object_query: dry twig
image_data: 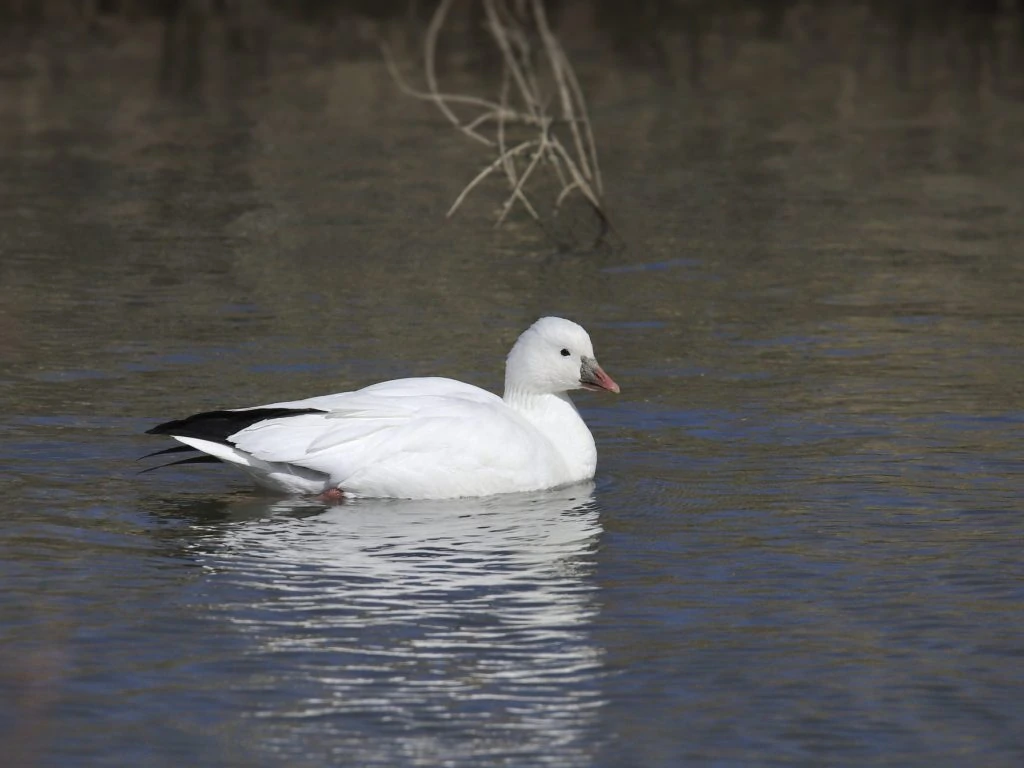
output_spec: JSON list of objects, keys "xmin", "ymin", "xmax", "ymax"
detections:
[{"xmin": 385, "ymin": 0, "xmax": 608, "ymax": 241}]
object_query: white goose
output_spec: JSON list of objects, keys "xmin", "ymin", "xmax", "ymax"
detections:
[{"xmin": 144, "ymin": 317, "xmax": 619, "ymax": 500}]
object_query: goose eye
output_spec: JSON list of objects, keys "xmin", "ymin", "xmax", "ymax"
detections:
[{"xmin": 560, "ymin": 349, "xmax": 571, "ymax": 357}]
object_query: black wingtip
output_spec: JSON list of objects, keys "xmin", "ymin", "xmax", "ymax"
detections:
[
  {"xmin": 138, "ymin": 445, "xmax": 197, "ymax": 461},
  {"xmin": 145, "ymin": 407, "xmax": 326, "ymax": 444},
  {"xmin": 137, "ymin": 455, "xmax": 224, "ymax": 475}
]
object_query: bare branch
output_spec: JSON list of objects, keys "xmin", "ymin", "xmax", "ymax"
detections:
[
  {"xmin": 555, "ymin": 179, "xmax": 581, "ymax": 209},
  {"xmin": 387, "ymin": 0, "xmax": 608, "ymax": 241},
  {"xmin": 382, "ymin": 43, "xmax": 496, "ymax": 146},
  {"xmin": 446, "ymin": 140, "xmax": 539, "ymax": 218},
  {"xmin": 497, "ymin": 141, "xmax": 547, "ymax": 225},
  {"xmin": 556, "ymin": 46, "xmax": 603, "ymax": 193},
  {"xmin": 424, "ymin": 0, "xmax": 462, "ymax": 131},
  {"xmin": 532, "ymin": 0, "xmax": 595, "ymax": 186}
]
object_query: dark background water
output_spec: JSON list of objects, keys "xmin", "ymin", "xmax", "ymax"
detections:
[{"xmin": 1, "ymin": 2, "xmax": 1023, "ymax": 766}]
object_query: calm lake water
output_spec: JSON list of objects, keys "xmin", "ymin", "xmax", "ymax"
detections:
[{"xmin": 1, "ymin": 4, "xmax": 1023, "ymax": 766}]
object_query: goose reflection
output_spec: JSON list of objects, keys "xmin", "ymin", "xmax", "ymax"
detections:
[{"xmin": 176, "ymin": 483, "xmax": 607, "ymax": 765}]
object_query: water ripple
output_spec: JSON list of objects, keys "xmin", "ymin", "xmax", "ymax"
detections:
[{"xmin": 174, "ymin": 486, "xmax": 608, "ymax": 766}]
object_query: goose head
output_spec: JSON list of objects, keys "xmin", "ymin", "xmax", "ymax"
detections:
[{"xmin": 504, "ymin": 317, "xmax": 620, "ymax": 397}]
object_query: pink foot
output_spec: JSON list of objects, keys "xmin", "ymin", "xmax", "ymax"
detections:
[{"xmin": 316, "ymin": 487, "xmax": 346, "ymax": 503}]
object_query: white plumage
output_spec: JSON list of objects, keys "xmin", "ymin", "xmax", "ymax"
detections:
[{"xmin": 145, "ymin": 317, "xmax": 619, "ymax": 499}]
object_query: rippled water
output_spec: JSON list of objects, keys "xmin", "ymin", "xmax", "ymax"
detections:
[{"xmin": 2, "ymin": 4, "xmax": 1023, "ymax": 766}]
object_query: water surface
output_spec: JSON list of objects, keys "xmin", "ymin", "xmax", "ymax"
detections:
[{"xmin": 1, "ymin": 5, "xmax": 1023, "ymax": 766}]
